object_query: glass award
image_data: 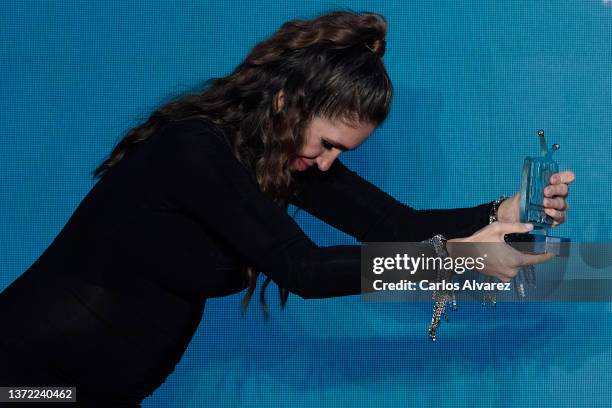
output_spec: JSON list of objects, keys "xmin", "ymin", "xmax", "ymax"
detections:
[
  {"xmin": 520, "ymin": 129, "xmax": 559, "ymax": 228},
  {"xmin": 504, "ymin": 130, "xmax": 570, "ymax": 298}
]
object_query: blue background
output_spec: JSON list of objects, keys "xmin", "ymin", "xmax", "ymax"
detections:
[{"xmin": 1, "ymin": 0, "xmax": 611, "ymax": 406}]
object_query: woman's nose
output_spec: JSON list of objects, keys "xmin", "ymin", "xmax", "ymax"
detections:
[{"xmin": 316, "ymin": 150, "xmax": 341, "ymax": 172}]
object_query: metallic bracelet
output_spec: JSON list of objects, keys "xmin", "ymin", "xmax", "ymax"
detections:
[
  {"xmin": 427, "ymin": 195, "xmax": 506, "ymax": 341},
  {"xmin": 489, "ymin": 195, "xmax": 508, "ymax": 224},
  {"xmin": 424, "ymin": 234, "xmax": 455, "ymax": 342}
]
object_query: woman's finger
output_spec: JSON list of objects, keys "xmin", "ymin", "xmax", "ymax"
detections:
[
  {"xmin": 494, "ymin": 222, "xmax": 534, "ymax": 236},
  {"xmin": 550, "ymin": 170, "xmax": 575, "ymax": 185},
  {"xmin": 545, "ymin": 207, "xmax": 566, "ymax": 223},
  {"xmin": 544, "ymin": 183, "xmax": 568, "ymax": 197},
  {"xmin": 519, "ymin": 251, "xmax": 555, "ymax": 267},
  {"xmin": 543, "ymin": 197, "xmax": 567, "ymax": 211}
]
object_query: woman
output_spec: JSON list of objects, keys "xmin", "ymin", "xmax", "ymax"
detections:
[{"xmin": 0, "ymin": 11, "xmax": 573, "ymax": 406}]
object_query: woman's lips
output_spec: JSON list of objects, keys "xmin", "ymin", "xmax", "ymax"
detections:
[{"xmin": 294, "ymin": 157, "xmax": 314, "ymax": 171}]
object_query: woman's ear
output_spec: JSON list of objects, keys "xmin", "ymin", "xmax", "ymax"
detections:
[{"xmin": 273, "ymin": 90, "xmax": 285, "ymax": 113}]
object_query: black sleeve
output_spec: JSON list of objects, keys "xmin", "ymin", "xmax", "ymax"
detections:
[
  {"xmin": 155, "ymin": 119, "xmax": 361, "ymax": 300},
  {"xmin": 290, "ymin": 159, "xmax": 494, "ymax": 242}
]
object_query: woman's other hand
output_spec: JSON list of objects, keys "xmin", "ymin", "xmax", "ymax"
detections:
[
  {"xmin": 447, "ymin": 222, "xmax": 554, "ymax": 282},
  {"xmin": 496, "ymin": 170, "xmax": 575, "ymax": 227}
]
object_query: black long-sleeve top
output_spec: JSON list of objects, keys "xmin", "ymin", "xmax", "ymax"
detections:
[{"xmin": 0, "ymin": 118, "xmax": 493, "ymax": 405}]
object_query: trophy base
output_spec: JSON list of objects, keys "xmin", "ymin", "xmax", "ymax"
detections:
[{"xmin": 504, "ymin": 232, "xmax": 570, "ymax": 257}]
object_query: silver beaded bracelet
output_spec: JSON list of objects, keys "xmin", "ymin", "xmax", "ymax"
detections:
[
  {"xmin": 423, "ymin": 234, "xmax": 455, "ymax": 342},
  {"xmin": 427, "ymin": 196, "xmax": 508, "ymax": 341},
  {"xmin": 489, "ymin": 195, "xmax": 508, "ymax": 224}
]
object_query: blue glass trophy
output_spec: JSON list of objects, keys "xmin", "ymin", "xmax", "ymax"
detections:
[
  {"xmin": 521, "ymin": 129, "xmax": 560, "ymax": 228},
  {"xmin": 504, "ymin": 130, "xmax": 570, "ymax": 298}
]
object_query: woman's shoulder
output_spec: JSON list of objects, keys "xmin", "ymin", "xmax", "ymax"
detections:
[
  {"xmin": 157, "ymin": 116, "xmax": 232, "ymax": 152},
  {"xmin": 161, "ymin": 116, "xmax": 225, "ymax": 139}
]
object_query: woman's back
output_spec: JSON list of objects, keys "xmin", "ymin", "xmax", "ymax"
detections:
[{"xmin": 0, "ymin": 118, "xmax": 247, "ymax": 404}]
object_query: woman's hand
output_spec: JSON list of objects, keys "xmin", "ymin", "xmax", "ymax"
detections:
[
  {"xmin": 447, "ymin": 222, "xmax": 554, "ymax": 282},
  {"xmin": 496, "ymin": 170, "xmax": 575, "ymax": 227}
]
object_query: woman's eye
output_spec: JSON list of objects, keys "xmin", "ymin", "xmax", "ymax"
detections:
[{"xmin": 321, "ymin": 140, "xmax": 334, "ymax": 150}]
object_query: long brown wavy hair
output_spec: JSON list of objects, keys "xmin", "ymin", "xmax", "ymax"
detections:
[{"xmin": 92, "ymin": 10, "xmax": 393, "ymax": 318}]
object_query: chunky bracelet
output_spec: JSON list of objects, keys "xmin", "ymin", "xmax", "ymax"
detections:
[
  {"xmin": 489, "ymin": 195, "xmax": 508, "ymax": 224},
  {"xmin": 424, "ymin": 234, "xmax": 454, "ymax": 342},
  {"xmin": 428, "ymin": 233, "xmax": 449, "ymax": 258}
]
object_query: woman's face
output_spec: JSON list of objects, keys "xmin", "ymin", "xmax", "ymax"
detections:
[{"xmin": 291, "ymin": 117, "xmax": 376, "ymax": 172}]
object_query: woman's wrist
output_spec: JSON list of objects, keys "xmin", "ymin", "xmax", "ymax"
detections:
[
  {"xmin": 446, "ymin": 238, "xmax": 458, "ymax": 258},
  {"xmin": 446, "ymin": 237, "xmax": 469, "ymax": 259},
  {"xmin": 489, "ymin": 195, "xmax": 509, "ymax": 224},
  {"xmin": 493, "ymin": 193, "xmax": 520, "ymax": 223}
]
